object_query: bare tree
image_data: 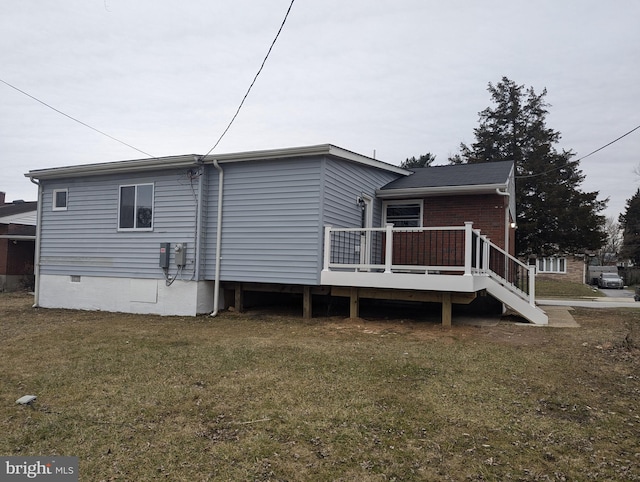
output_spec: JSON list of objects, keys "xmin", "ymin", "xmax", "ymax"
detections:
[{"xmin": 597, "ymin": 216, "xmax": 622, "ymax": 265}]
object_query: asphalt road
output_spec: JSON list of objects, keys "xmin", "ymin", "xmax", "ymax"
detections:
[{"xmin": 538, "ymin": 287, "xmax": 640, "ymax": 309}]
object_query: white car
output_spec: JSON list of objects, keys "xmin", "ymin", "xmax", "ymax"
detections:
[{"xmin": 597, "ymin": 272, "xmax": 624, "ymax": 289}]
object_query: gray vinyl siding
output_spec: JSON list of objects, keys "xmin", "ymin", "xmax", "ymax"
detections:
[
  {"xmin": 321, "ymin": 158, "xmax": 403, "ymax": 270},
  {"xmin": 39, "ymin": 169, "xmax": 198, "ymax": 279},
  {"xmin": 37, "ymin": 155, "xmax": 403, "ymax": 285},
  {"xmin": 322, "ymin": 157, "xmax": 402, "ymax": 229},
  {"xmin": 202, "ymin": 157, "xmax": 323, "ymax": 284}
]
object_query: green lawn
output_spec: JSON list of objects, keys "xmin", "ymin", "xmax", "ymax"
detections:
[
  {"xmin": 1, "ymin": 293, "xmax": 639, "ymax": 480},
  {"xmin": 535, "ymin": 279, "xmax": 606, "ymax": 299}
]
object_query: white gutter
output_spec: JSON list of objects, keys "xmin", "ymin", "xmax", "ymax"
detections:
[
  {"xmin": 26, "ymin": 145, "xmax": 410, "ymax": 182},
  {"xmin": 0, "ymin": 235, "xmax": 36, "ymax": 240},
  {"xmin": 25, "ymin": 155, "xmax": 200, "ymax": 180},
  {"xmin": 376, "ymin": 183, "xmax": 507, "ymax": 199},
  {"xmin": 210, "ymin": 159, "xmax": 224, "ymax": 317},
  {"xmin": 29, "ymin": 178, "xmax": 43, "ymax": 307},
  {"xmin": 200, "ymin": 144, "xmax": 410, "ymax": 175}
]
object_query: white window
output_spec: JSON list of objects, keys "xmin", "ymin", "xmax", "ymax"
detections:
[
  {"xmin": 118, "ymin": 183, "xmax": 154, "ymax": 231},
  {"xmin": 537, "ymin": 257, "xmax": 566, "ymax": 274},
  {"xmin": 383, "ymin": 200, "xmax": 423, "ymax": 227},
  {"xmin": 52, "ymin": 189, "xmax": 68, "ymax": 211}
]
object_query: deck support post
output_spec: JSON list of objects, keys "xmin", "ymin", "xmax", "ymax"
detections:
[
  {"xmin": 234, "ymin": 283, "xmax": 244, "ymax": 313},
  {"xmin": 303, "ymin": 286, "xmax": 312, "ymax": 319},
  {"xmin": 350, "ymin": 287, "xmax": 359, "ymax": 318},
  {"xmin": 441, "ymin": 292, "xmax": 452, "ymax": 328}
]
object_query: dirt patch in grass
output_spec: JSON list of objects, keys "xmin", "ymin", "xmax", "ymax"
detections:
[{"xmin": 1, "ymin": 292, "xmax": 639, "ymax": 480}]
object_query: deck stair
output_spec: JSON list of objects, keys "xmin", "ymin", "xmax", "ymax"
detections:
[{"xmin": 321, "ymin": 223, "xmax": 548, "ymax": 325}]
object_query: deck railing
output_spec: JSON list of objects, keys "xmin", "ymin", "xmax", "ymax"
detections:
[{"xmin": 323, "ymin": 222, "xmax": 536, "ymax": 305}]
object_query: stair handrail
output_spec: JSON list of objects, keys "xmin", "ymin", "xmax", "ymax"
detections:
[{"xmin": 480, "ymin": 236, "xmax": 537, "ymax": 306}]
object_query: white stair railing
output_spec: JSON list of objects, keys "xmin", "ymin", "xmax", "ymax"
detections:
[{"xmin": 323, "ymin": 223, "xmax": 537, "ymax": 307}]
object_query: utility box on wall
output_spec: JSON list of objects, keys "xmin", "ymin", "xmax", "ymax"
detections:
[
  {"xmin": 159, "ymin": 243, "xmax": 170, "ymax": 268},
  {"xmin": 175, "ymin": 243, "xmax": 186, "ymax": 267}
]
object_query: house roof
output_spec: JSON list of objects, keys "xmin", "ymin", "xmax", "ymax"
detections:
[
  {"xmin": 0, "ymin": 201, "xmax": 37, "ymax": 226},
  {"xmin": 377, "ymin": 161, "xmax": 514, "ymax": 198},
  {"xmin": 25, "ymin": 144, "xmax": 410, "ymax": 180}
]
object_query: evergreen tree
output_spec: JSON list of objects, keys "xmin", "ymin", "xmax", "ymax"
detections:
[
  {"xmin": 619, "ymin": 189, "xmax": 640, "ymax": 264},
  {"xmin": 400, "ymin": 152, "xmax": 436, "ymax": 169},
  {"xmin": 449, "ymin": 77, "xmax": 606, "ymax": 255}
]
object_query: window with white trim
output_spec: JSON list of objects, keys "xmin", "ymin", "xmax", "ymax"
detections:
[
  {"xmin": 118, "ymin": 183, "xmax": 154, "ymax": 230},
  {"xmin": 52, "ymin": 189, "xmax": 68, "ymax": 211},
  {"xmin": 383, "ymin": 200, "xmax": 423, "ymax": 227},
  {"xmin": 536, "ymin": 256, "xmax": 566, "ymax": 274}
]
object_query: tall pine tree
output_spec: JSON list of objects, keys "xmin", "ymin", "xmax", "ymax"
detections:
[
  {"xmin": 619, "ymin": 189, "xmax": 640, "ymax": 264},
  {"xmin": 400, "ymin": 153, "xmax": 436, "ymax": 169},
  {"xmin": 450, "ymin": 77, "xmax": 606, "ymax": 256}
]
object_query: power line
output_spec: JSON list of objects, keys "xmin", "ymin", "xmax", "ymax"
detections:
[
  {"xmin": 1, "ymin": 0, "xmax": 296, "ymax": 162},
  {"xmin": 516, "ymin": 124, "xmax": 640, "ymax": 179},
  {"xmin": 0, "ymin": 77, "xmax": 155, "ymax": 158},
  {"xmin": 201, "ymin": 0, "xmax": 296, "ymax": 159}
]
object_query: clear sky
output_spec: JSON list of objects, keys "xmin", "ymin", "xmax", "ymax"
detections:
[{"xmin": 1, "ymin": 0, "xmax": 638, "ymax": 220}]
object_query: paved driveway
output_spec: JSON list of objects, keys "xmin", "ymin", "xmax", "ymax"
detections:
[{"xmin": 599, "ymin": 287, "xmax": 635, "ymax": 299}]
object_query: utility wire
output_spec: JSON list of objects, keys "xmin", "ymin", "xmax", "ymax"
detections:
[
  {"xmin": 516, "ymin": 124, "xmax": 640, "ymax": 179},
  {"xmin": 201, "ymin": 0, "xmax": 295, "ymax": 159},
  {"xmin": 0, "ymin": 77, "xmax": 155, "ymax": 158}
]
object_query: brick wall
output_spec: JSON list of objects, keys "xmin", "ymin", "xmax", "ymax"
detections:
[
  {"xmin": 0, "ymin": 224, "xmax": 7, "ymax": 274},
  {"xmin": 422, "ymin": 194, "xmax": 510, "ymax": 251},
  {"xmin": 389, "ymin": 193, "xmax": 512, "ymax": 268},
  {"xmin": 0, "ymin": 223, "xmax": 35, "ymax": 276},
  {"xmin": 536, "ymin": 256, "xmax": 585, "ymax": 284}
]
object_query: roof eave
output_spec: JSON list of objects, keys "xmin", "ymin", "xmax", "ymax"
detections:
[
  {"xmin": 202, "ymin": 144, "xmax": 410, "ymax": 175},
  {"xmin": 25, "ymin": 155, "xmax": 200, "ymax": 180},
  {"xmin": 25, "ymin": 145, "xmax": 411, "ymax": 180},
  {"xmin": 376, "ymin": 183, "xmax": 508, "ymax": 199}
]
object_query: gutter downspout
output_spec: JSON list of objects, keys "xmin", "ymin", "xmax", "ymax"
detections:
[
  {"xmin": 29, "ymin": 178, "xmax": 43, "ymax": 307},
  {"xmin": 496, "ymin": 188, "xmax": 510, "ymax": 252},
  {"xmin": 210, "ymin": 159, "xmax": 224, "ymax": 317},
  {"xmin": 495, "ymin": 187, "xmax": 513, "ymax": 314}
]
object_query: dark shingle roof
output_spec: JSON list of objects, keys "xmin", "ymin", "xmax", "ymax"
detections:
[
  {"xmin": 381, "ymin": 161, "xmax": 514, "ymax": 190},
  {"xmin": 0, "ymin": 201, "xmax": 37, "ymax": 217}
]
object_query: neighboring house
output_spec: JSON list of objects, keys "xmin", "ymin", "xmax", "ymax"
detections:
[
  {"xmin": 25, "ymin": 144, "xmax": 547, "ymax": 324},
  {"xmin": 0, "ymin": 192, "xmax": 37, "ymax": 291},
  {"xmin": 530, "ymin": 254, "xmax": 587, "ymax": 284}
]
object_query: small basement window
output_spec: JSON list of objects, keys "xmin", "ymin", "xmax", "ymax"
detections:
[
  {"xmin": 118, "ymin": 183, "xmax": 154, "ymax": 231},
  {"xmin": 383, "ymin": 201, "xmax": 422, "ymax": 227},
  {"xmin": 52, "ymin": 189, "xmax": 68, "ymax": 211}
]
